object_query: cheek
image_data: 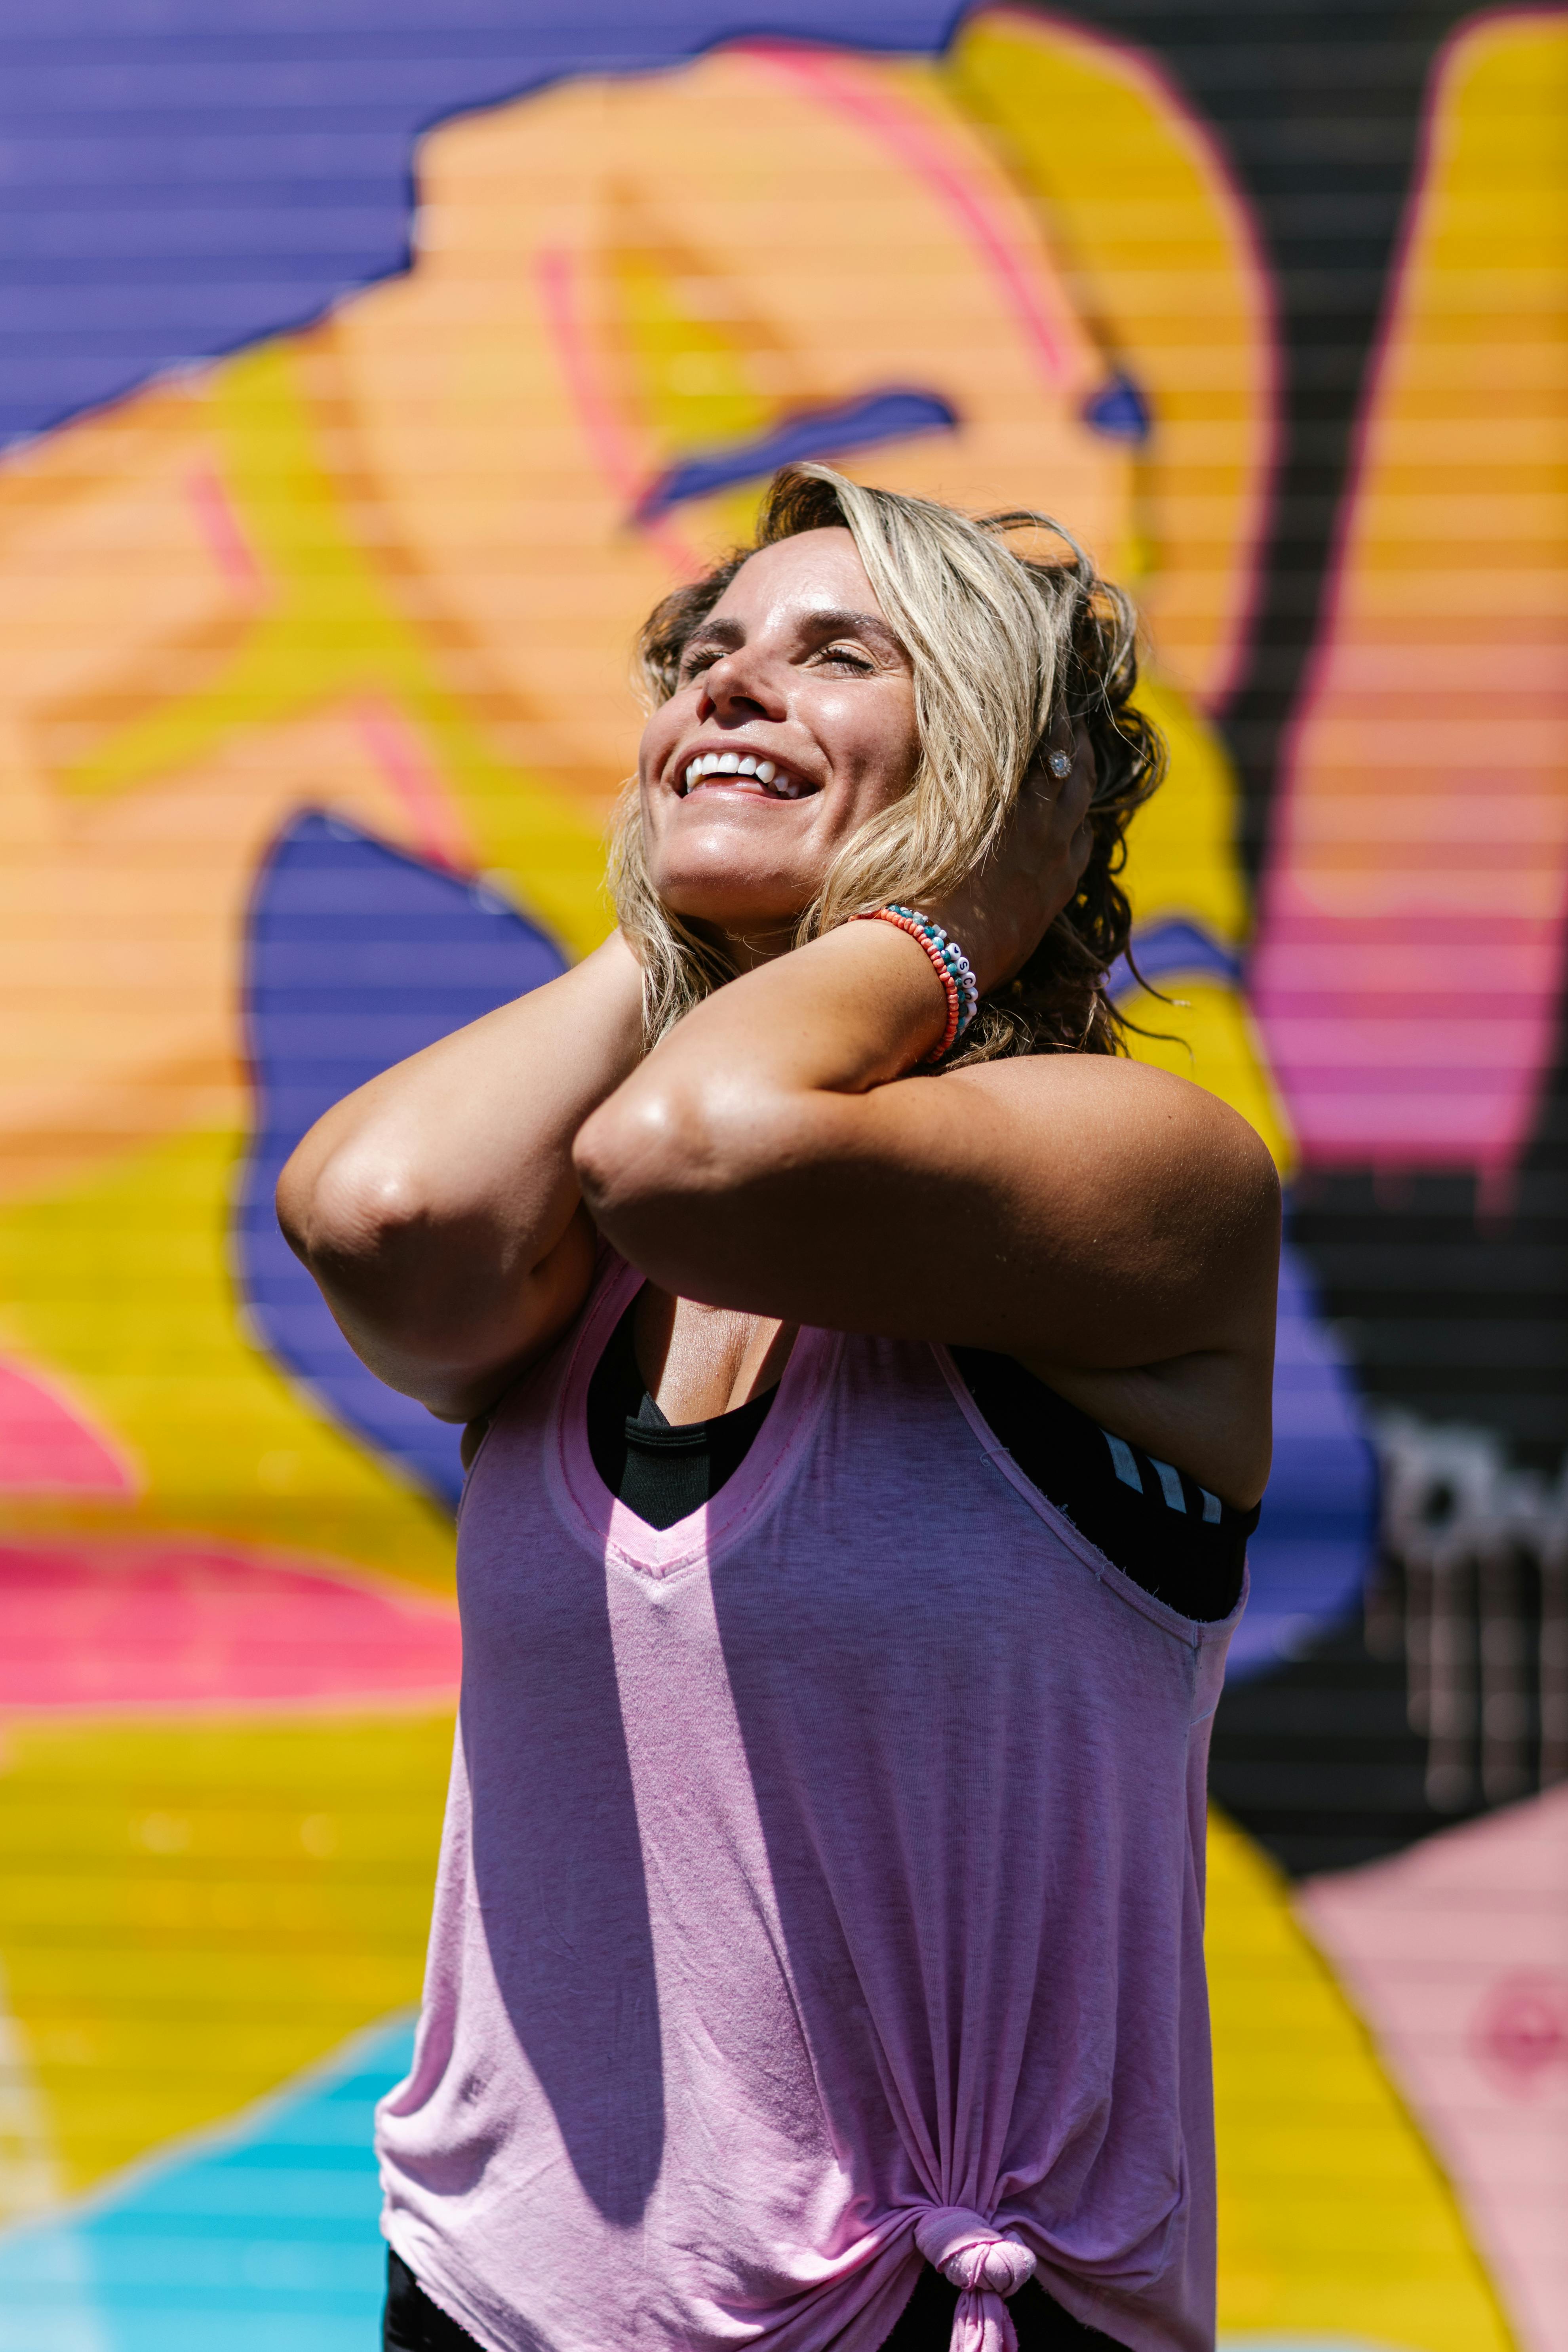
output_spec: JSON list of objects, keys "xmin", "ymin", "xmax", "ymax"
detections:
[
  {"xmin": 830, "ymin": 700, "xmax": 920, "ymax": 814},
  {"xmin": 637, "ymin": 701, "xmax": 682, "ymax": 786}
]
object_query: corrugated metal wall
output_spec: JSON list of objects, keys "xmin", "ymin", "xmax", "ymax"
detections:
[{"xmin": 0, "ymin": 6, "xmax": 1562, "ymax": 2347}]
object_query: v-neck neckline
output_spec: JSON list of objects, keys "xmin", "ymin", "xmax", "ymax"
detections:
[{"xmin": 548, "ymin": 1256, "xmax": 841, "ymax": 1581}]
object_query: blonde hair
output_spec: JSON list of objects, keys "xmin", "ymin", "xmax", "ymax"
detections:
[{"xmin": 610, "ymin": 463, "xmax": 1164, "ymax": 1063}]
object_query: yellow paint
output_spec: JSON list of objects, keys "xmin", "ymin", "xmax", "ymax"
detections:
[
  {"xmin": 1266, "ymin": 10, "xmax": 1568, "ymax": 931},
  {"xmin": 1121, "ymin": 979, "xmax": 1293, "ymax": 1175},
  {"xmin": 1123, "ymin": 675, "xmax": 1253, "ymax": 948},
  {"xmin": 60, "ymin": 342, "xmax": 613, "ymax": 963},
  {"xmin": 1207, "ymin": 1810, "xmax": 1516, "ymax": 2350},
  {"xmin": 948, "ymin": 9, "xmax": 1274, "ymax": 706},
  {"xmin": 0, "ymin": 1709, "xmax": 452, "ymax": 2197},
  {"xmin": 609, "ymin": 234, "xmax": 772, "ymax": 442},
  {"xmin": 606, "ymin": 236, "xmax": 781, "ymax": 558},
  {"xmin": 1114, "ymin": 676, "xmax": 1292, "ymax": 1170},
  {"xmin": 0, "ymin": 1124, "xmax": 455, "ymax": 1592},
  {"xmin": 0, "ymin": 395, "xmax": 263, "ymax": 786}
]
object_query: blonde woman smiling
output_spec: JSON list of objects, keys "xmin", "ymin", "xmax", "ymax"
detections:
[{"xmin": 280, "ymin": 468, "xmax": 1279, "ymax": 2352}]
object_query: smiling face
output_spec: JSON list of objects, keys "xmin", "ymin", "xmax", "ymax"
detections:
[{"xmin": 636, "ymin": 529, "xmax": 921, "ymax": 949}]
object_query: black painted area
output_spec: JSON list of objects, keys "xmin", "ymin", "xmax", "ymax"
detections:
[
  {"xmin": 1208, "ymin": 1596, "xmax": 1547, "ymax": 1880},
  {"xmin": 1068, "ymin": 0, "xmax": 1476, "ymax": 870},
  {"xmin": 1209, "ymin": 1615, "xmax": 1461, "ymax": 1878},
  {"xmin": 1288, "ymin": 1000, "xmax": 1568, "ymax": 1470}
]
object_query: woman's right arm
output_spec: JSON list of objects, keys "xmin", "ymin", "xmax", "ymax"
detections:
[{"xmin": 276, "ymin": 931, "xmax": 646, "ymax": 1421}]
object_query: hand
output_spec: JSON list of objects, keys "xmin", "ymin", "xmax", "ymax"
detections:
[{"xmin": 921, "ymin": 725, "xmax": 1095, "ymax": 996}]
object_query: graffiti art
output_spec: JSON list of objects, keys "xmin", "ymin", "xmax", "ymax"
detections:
[{"xmin": 0, "ymin": 5, "xmax": 1562, "ymax": 2348}]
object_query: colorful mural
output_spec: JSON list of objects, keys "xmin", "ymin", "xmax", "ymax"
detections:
[{"xmin": 0, "ymin": 4, "xmax": 1562, "ymax": 2348}]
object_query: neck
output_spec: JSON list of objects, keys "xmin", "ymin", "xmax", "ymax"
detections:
[{"xmin": 703, "ymin": 918, "xmax": 801, "ymax": 974}]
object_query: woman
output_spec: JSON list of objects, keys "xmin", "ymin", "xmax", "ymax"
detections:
[{"xmin": 279, "ymin": 466, "xmax": 1279, "ymax": 2352}]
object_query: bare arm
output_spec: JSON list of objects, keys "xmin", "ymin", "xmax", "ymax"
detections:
[
  {"xmin": 574, "ymin": 919, "xmax": 1281, "ymax": 1503},
  {"xmin": 276, "ymin": 931, "xmax": 645, "ymax": 1420}
]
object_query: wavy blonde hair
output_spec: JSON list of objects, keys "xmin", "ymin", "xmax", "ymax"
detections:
[{"xmin": 610, "ymin": 464, "xmax": 1164, "ymax": 1064}]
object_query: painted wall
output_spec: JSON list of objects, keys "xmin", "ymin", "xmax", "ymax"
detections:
[{"xmin": 0, "ymin": 6, "xmax": 1562, "ymax": 2348}]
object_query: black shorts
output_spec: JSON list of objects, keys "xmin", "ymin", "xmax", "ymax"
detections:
[{"xmin": 383, "ymin": 2247, "xmax": 1123, "ymax": 2349}]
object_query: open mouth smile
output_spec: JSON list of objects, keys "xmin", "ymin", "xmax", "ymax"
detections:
[{"xmin": 679, "ymin": 750, "xmax": 813, "ymax": 801}]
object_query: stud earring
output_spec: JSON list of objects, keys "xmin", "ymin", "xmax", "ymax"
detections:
[{"xmin": 1047, "ymin": 748, "xmax": 1072, "ymax": 779}]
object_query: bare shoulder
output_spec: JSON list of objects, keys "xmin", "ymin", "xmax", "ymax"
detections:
[
  {"xmin": 940, "ymin": 1056, "xmax": 1280, "ymax": 1503},
  {"xmin": 948, "ymin": 1050, "xmax": 1281, "ymax": 1221}
]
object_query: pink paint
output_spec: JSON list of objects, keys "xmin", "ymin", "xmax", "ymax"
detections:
[
  {"xmin": 355, "ymin": 695, "xmax": 473, "ymax": 873},
  {"xmin": 0, "ymin": 1357, "xmax": 138, "ymax": 1496},
  {"xmin": 1252, "ymin": 12, "xmax": 1568, "ymax": 1184},
  {"xmin": 1251, "ymin": 904, "xmax": 1568, "ymax": 1186},
  {"xmin": 534, "ymin": 247, "xmax": 703, "ymax": 579},
  {"xmin": 1474, "ymin": 1971, "xmax": 1568, "ymax": 2095},
  {"xmin": 184, "ymin": 461, "xmax": 265, "ymax": 592},
  {"xmin": 749, "ymin": 42, "xmax": 1073, "ymax": 392},
  {"xmin": 1253, "ymin": 769, "xmax": 1568, "ymax": 1191},
  {"xmin": 1302, "ymin": 1784, "xmax": 1568, "ymax": 2352},
  {"xmin": 0, "ymin": 1536, "xmax": 461, "ymax": 1713}
]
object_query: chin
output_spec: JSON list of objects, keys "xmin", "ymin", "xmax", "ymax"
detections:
[
  {"xmin": 657, "ymin": 884, "xmax": 807, "ymax": 935},
  {"xmin": 649, "ymin": 856, "xmax": 818, "ymax": 937}
]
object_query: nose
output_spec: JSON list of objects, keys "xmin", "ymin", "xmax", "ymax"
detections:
[{"xmin": 697, "ymin": 645, "xmax": 786, "ymax": 726}]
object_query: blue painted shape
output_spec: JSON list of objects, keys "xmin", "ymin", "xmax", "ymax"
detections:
[
  {"xmin": 1108, "ymin": 917, "xmax": 1242, "ymax": 997},
  {"xmin": 0, "ymin": 2011, "xmax": 1415, "ymax": 2352},
  {"xmin": 0, "ymin": 2, "xmax": 964, "ymax": 450},
  {"xmin": 0, "ymin": 2018, "xmax": 415, "ymax": 2352},
  {"xmin": 634, "ymin": 388, "xmax": 960, "ymax": 521},
  {"xmin": 1231, "ymin": 1238, "xmax": 1378, "ymax": 1675},
  {"xmin": 236, "ymin": 810, "xmax": 568, "ymax": 1509},
  {"xmin": 1081, "ymin": 370, "xmax": 1153, "ymax": 443}
]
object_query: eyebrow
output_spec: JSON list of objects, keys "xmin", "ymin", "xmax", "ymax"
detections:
[
  {"xmin": 803, "ymin": 607, "xmax": 907, "ymax": 659},
  {"xmin": 681, "ymin": 607, "xmax": 907, "ymax": 661}
]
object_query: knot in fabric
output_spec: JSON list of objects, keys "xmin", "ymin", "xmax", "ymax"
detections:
[{"xmin": 914, "ymin": 2209, "xmax": 1036, "ymax": 2352}]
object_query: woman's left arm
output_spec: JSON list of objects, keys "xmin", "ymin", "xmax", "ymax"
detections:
[{"xmin": 573, "ymin": 915, "xmax": 1281, "ymax": 1500}]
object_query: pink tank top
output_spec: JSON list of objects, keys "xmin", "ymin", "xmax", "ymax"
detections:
[{"xmin": 377, "ymin": 1254, "xmax": 1244, "ymax": 2352}]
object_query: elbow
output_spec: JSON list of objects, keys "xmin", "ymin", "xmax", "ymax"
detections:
[
  {"xmin": 574, "ymin": 1074, "xmax": 760, "ymax": 1270},
  {"xmin": 276, "ymin": 1136, "xmax": 427, "ymax": 1283}
]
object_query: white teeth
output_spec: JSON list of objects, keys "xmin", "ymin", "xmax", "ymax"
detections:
[{"xmin": 683, "ymin": 751, "xmax": 802, "ymax": 796}]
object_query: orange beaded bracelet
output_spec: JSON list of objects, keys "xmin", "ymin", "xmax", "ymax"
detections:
[{"xmin": 853, "ymin": 904, "xmax": 979, "ymax": 1062}]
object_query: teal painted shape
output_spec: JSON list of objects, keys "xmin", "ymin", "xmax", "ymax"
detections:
[
  {"xmin": 0, "ymin": 2017, "xmax": 414, "ymax": 2352},
  {"xmin": 0, "ymin": 2071, "xmax": 1424, "ymax": 2352}
]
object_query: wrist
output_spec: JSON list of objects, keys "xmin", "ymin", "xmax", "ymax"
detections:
[
  {"xmin": 817, "ymin": 915, "xmax": 953, "ymax": 1077},
  {"xmin": 853, "ymin": 906, "xmax": 979, "ymax": 1062}
]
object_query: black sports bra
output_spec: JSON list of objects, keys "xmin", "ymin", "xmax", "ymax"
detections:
[{"xmin": 586, "ymin": 1300, "xmax": 1254, "ymax": 1621}]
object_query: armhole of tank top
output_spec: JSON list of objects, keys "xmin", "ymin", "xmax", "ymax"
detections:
[
  {"xmin": 928, "ymin": 1341, "xmax": 1232, "ymax": 1650},
  {"xmin": 457, "ymin": 1245, "xmax": 629, "ymax": 1525}
]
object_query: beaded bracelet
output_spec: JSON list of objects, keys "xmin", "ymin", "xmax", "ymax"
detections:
[{"xmin": 853, "ymin": 903, "xmax": 980, "ymax": 1061}]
